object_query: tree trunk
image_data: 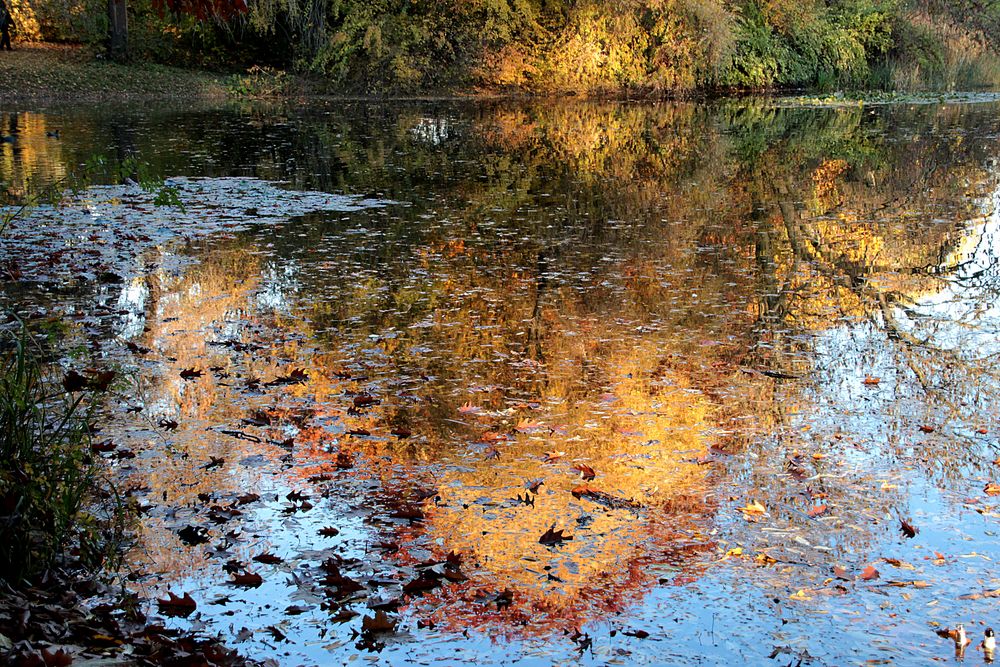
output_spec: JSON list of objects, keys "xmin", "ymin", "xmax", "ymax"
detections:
[{"xmin": 108, "ymin": 0, "xmax": 127, "ymax": 62}]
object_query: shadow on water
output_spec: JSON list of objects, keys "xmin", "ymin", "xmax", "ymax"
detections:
[{"xmin": 4, "ymin": 98, "xmax": 1000, "ymax": 664}]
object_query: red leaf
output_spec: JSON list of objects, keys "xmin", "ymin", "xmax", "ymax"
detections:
[
  {"xmin": 806, "ymin": 504, "xmax": 828, "ymax": 518},
  {"xmin": 860, "ymin": 565, "xmax": 880, "ymax": 581}
]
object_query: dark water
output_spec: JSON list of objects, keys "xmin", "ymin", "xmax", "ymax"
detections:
[{"xmin": 4, "ymin": 98, "xmax": 1000, "ymax": 665}]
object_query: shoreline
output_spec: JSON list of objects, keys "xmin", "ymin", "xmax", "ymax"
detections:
[{"xmin": 4, "ymin": 43, "xmax": 1000, "ymax": 108}]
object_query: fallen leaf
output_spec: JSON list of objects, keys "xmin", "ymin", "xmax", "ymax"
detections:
[
  {"xmin": 361, "ymin": 610, "xmax": 396, "ymax": 634},
  {"xmin": 156, "ymin": 591, "xmax": 197, "ymax": 617},
  {"xmin": 986, "ymin": 482, "xmax": 1000, "ymax": 496},
  {"xmin": 738, "ymin": 501, "xmax": 767, "ymax": 520},
  {"xmin": 807, "ymin": 504, "xmax": 828, "ymax": 518},
  {"xmin": 63, "ymin": 370, "xmax": 89, "ymax": 392},
  {"xmin": 959, "ymin": 588, "xmax": 1000, "ymax": 600},
  {"xmin": 180, "ymin": 368, "xmax": 203, "ymax": 380},
  {"xmin": 353, "ymin": 394, "xmax": 378, "ymax": 408},
  {"xmin": 918, "ymin": 425, "xmax": 935, "ymax": 433},
  {"xmin": 230, "ymin": 572, "xmax": 263, "ymax": 588},
  {"xmin": 899, "ymin": 517, "xmax": 918, "ymax": 538},
  {"xmin": 176, "ymin": 525, "xmax": 209, "ymax": 546},
  {"xmin": 516, "ymin": 418, "xmax": 545, "ymax": 433},
  {"xmin": 458, "ymin": 401, "xmax": 483, "ymax": 415},
  {"xmin": 860, "ymin": 565, "xmax": 880, "ymax": 581},
  {"xmin": 539, "ymin": 525, "xmax": 573, "ymax": 546},
  {"xmin": 573, "ymin": 463, "xmax": 596, "ymax": 481},
  {"xmin": 862, "ymin": 376, "xmax": 881, "ymax": 386},
  {"xmin": 253, "ymin": 552, "xmax": 283, "ymax": 565}
]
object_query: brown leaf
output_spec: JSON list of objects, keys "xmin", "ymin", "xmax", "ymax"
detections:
[
  {"xmin": 39, "ymin": 648, "xmax": 73, "ymax": 667},
  {"xmin": 526, "ymin": 479, "xmax": 544, "ymax": 494},
  {"xmin": 237, "ymin": 492, "xmax": 260, "ymax": 505},
  {"xmin": 62, "ymin": 370, "xmax": 89, "ymax": 392},
  {"xmin": 958, "ymin": 588, "xmax": 1000, "ymax": 600},
  {"xmin": 986, "ymin": 482, "xmax": 1000, "ymax": 496},
  {"xmin": 918, "ymin": 424, "xmax": 935, "ymax": 433},
  {"xmin": 158, "ymin": 418, "xmax": 179, "ymax": 431},
  {"xmin": 860, "ymin": 565, "xmax": 880, "ymax": 581},
  {"xmin": 180, "ymin": 368, "xmax": 203, "ymax": 380},
  {"xmin": 862, "ymin": 376, "xmax": 881, "ymax": 386},
  {"xmin": 318, "ymin": 526, "xmax": 340, "ymax": 537},
  {"xmin": 361, "ymin": 610, "xmax": 396, "ymax": 634},
  {"xmin": 201, "ymin": 456, "xmax": 225, "ymax": 470},
  {"xmin": 253, "ymin": 552, "xmax": 283, "ymax": 565},
  {"xmin": 458, "ymin": 401, "xmax": 483, "ymax": 415},
  {"xmin": 899, "ymin": 517, "xmax": 918, "ymax": 538},
  {"xmin": 156, "ymin": 591, "xmax": 197, "ymax": 617},
  {"xmin": 353, "ymin": 394, "xmax": 378, "ymax": 407},
  {"xmin": 539, "ymin": 525, "xmax": 573, "ymax": 546},
  {"xmin": 88, "ymin": 370, "xmax": 116, "ymax": 391},
  {"xmin": 573, "ymin": 463, "xmax": 596, "ymax": 481},
  {"xmin": 403, "ymin": 576, "xmax": 441, "ymax": 595},
  {"xmin": 230, "ymin": 572, "xmax": 263, "ymax": 588}
]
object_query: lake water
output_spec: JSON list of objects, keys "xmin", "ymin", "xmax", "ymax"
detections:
[{"xmin": 4, "ymin": 98, "xmax": 1000, "ymax": 665}]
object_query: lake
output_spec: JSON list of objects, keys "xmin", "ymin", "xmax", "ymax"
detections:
[{"xmin": 3, "ymin": 97, "xmax": 1000, "ymax": 665}]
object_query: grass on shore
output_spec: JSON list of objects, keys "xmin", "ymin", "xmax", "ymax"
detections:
[{"xmin": 0, "ymin": 43, "xmax": 231, "ymax": 102}]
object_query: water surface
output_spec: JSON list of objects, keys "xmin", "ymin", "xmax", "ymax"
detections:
[{"xmin": 3, "ymin": 99, "xmax": 1000, "ymax": 665}]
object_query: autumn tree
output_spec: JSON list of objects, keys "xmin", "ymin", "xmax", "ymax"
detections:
[{"xmin": 107, "ymin": 0, "xmax": 248, "ymax": 61}]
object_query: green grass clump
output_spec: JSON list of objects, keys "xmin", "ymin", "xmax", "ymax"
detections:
[{"xmin": 0, "ymin": 331, "xmax": 130, "ymax": 584}]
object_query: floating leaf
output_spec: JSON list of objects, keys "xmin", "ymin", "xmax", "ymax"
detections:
[
  {"xmin": 156, "ymin": 591, "xmax": 197, "ymax": 617},
  {"xmin": 738, "ymin": 501, "xmax": 767, "ymax": 520},
  {"xmin": 807, "ymin": 504, "xmax": 828, "ymax": 518},
  {"xmin": 230, "ymin": 571, "xmax": 263, "ymax": 588},
  {"xmin": 899, "ymin": 517, "xmax": 918, "ymax": 538},
  {"xmin": 176, "ymin": 525, "xmax": 210, "ymax": 546},
  {"xmin": 361, "ymin": 610, "xmax": 396, "ymax": 634},
  {"xmin": 573, "ymin": 463, "xmax": 596, "ymax": 481},
  {"xmin": 860, "ymin": 565, "xmax": 880, "ymax": 581},
  {"xmin": 253, "ymin": 552, "xmax": 283, "ymax": 565},
  {"xmin": 516, "ymin": 418, "xmax": 545, "ymax": 433},
  {"xmin": 539, "ymin": 525, "xmax": 573, "ymax": 546}
]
